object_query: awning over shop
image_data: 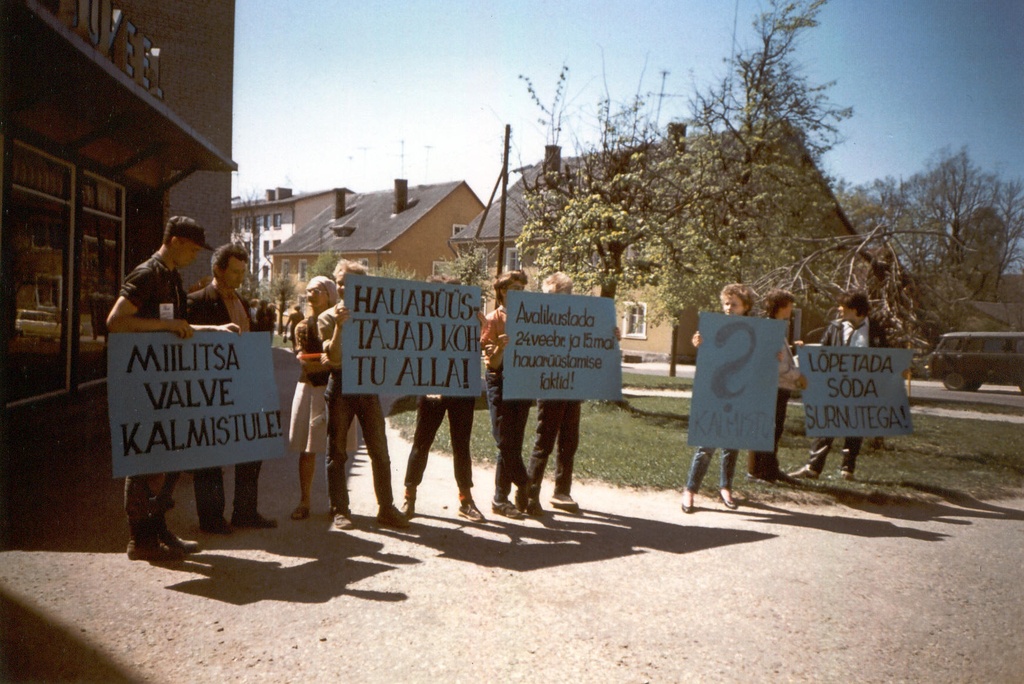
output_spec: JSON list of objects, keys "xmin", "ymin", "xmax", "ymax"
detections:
[{"xmin": 4, "ymin": 0, "xmax": 236, "ymax": 191}]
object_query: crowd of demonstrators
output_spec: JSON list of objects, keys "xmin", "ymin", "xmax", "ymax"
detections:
[
  {"xmin": 108, "ymin": 235, "xmax": 898, "ymax": 561},
  {"xmin": 186, "ymin": 243, "xmax": 277, "ymax": 534},
  {"xmin": 106, "ymin": 217, "xmax": 239, "ymax": 562},
  {"xmin": 319, "ymin": 259, "xmax": 409, "ymax": 531},
  {"xmin": 250, "ymin": 299, "xmax": 277, "ymax": 333},
  {"xmin": 680, "ymin": 283, "xmax": 756, "ymax": 514},
  {"xmin": 790, "ymin": 291, "xmax": 888, "ymax": 482},
  {"xmin": 480, "ymin": 270, "xmax": 533, "ymax": 519},
  {"xmin": 747, "ymin": 289, "xmax": 807, "ymax": 484},
  {"xmin": 400, "ymin": 275, "xmax": 487, "ymax": 523}
]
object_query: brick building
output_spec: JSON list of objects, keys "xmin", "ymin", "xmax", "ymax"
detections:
[{"xmin": 1, "ymin": 0, "xmax": 236, "ymax": 405}]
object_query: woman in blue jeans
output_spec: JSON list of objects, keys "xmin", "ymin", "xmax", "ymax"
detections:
[{"xmin": 681, "ymin": 283, "xmax": 756, "ymax": 513}]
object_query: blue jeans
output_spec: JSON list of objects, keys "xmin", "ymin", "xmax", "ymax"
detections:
[
  {"xmin": 485, "ymin": 369, "xmax": 531, "ymax": 503},
  {"xmin": 686, "ymin": 446, "xmax": 738, "ymax": 492},
  {"xmin": 324, "ymin": 370, "xmax": 394, "ymax": 514}
]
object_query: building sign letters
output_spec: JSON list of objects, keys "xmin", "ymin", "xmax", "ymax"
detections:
[{"xmin": 55, "ymin": 0, "xmax": 164, "ymax": 98}]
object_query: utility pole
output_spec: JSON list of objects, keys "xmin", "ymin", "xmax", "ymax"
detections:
[{"xmin": 496, "ymin": 124, "xmax": 510, "ymax": 275}]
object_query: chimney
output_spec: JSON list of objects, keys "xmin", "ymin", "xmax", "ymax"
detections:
[
  {"xmin": 543, "ymin": 145, "xmax": 561, "ymax": 174},
  {"xmin": 276, "ymin": 187, "xmax": 293, "ymax": 200},
  {"xmin": 667, "ymin": 122, "xmax": 687, "ymax": 153},
  {"xmin": 334, "ymin": 188, "xmax": 346, "ymax": 219},
  {"xmin": 265, "ymin": 189, "xmax": 276, "ymax": 201},
  {"xmin": 394, "ymin": 179, "xmax": 408, "ymax": 214}
]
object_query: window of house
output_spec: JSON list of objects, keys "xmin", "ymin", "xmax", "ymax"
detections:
[
  {"xmin": 432, "ymin": 261, "xmax": 447, "ymax": 276},
  {"xmin": 273, "ymin": 240, "xmax": 281, "ymax": 249},
  {"xmin": 262, "ymin": 240, "xmax": 270, "ymax": 258},
  {"xmin": 261, "ymin": 265, "xmax": 269, "ymax": 281},
  {"xmin": 274, "ymin": 213, "xmax": 282, "ymax": 227},
  {"xmin": 256, "ymin": 215, "xmax": 264, "ymax": 231},
  {"xmin": 299, "ymin": 259, "xmax": 308, "ymax": 280},
  {"xmin": 623, "ymin": 302, "xmax": 647, "ymax": 338},
  {"xmin": 281, "ymin": 260, "xmax": 291, "ymax": 277},
  {"xmin": 452, "ymin": 223, "xmax": 467, "ymax": 237},
  {"xmin": 504, "ymin": 247, "xmax": 520, "ymax": 272}
]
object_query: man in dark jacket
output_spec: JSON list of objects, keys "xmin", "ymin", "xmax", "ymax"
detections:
[
  {"xmin": 187, "ymin": 243, "xmax": 277, "ymax": 533},
  {"xmin": 790, "ymin": 290, "xmax": 889, "ymax": 481},
  {"xmin": 107, "ymin": 216, "xmax": 231, "ymax": 561}
]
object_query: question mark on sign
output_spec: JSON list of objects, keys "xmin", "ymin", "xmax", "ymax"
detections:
[{"xmin": 709, "ymin": 321, "xmax": 755, "ymax": 409}]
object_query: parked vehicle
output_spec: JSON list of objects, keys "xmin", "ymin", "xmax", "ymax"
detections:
[{"xmin": 926, "ymin": 332, "xmax": 1024, "ymax": 394}]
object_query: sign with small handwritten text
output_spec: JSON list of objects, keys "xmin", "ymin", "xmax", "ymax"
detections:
[{"xmin": 503, "ymin": 290, "xmax": 621, "ymax": 400}]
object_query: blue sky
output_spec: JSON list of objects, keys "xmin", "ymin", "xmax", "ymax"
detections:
[{"xmin": 231, "ymin": 0, "xmax": 1024, "ymax": 201}]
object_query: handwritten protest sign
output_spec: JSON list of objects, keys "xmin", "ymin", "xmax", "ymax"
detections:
[
  {"xmin": 107, "ymin": 331, "xmax": 283, "ymax": 477},
  {"xmin": 502, "ymin": 290, "xmax": 621, "ymax": 401},
  {"xmin": 687, "ymin": 312, "xmax": 787, "ymax": 451},
  {"xmin": 341, "ymin": 274, "xmax": 482, "ymax": 396},
  {"xmin": 797, "ymin": 345, "xmax": 913, "ymax": 438}
]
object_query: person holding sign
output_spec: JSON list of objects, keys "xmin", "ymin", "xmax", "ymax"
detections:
[
  {"xmin": 319, "ymin": 260, "xmax": 409, "ymax": 530},
  {"xmin": 186, "ymin": 243, "xmax": 277, "ymax": 534},
  {"xmin": 789, "ymin": 290, "xmax": 888, "ymax": 481},
  {"xmin": 481, "ymin": 270, "xmax": 532, "ymax": 519},
  {"xmin": 747, "ymin": 289, "xmax": 807, "ymax": 483},
  {"xmin": 106, "ymin": 216, "xmax": 234, "ymax": 562},
  {"xmin": 681, "ymin": 283, "xmax": 756, "ymax": 513},
  {"xmin": 400, "ymin": 276, "xmax": 486, "ymax": 523},
  {"xmin": 287, "ymin": 276, "xmax": 340, "ymax": 521},
  {"xmin": 524, "ymin": 272, "xmax": 585, "ymax": 515}
]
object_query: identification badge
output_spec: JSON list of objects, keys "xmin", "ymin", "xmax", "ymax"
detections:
[{"xmin": 159, "ymin": 303, "xmax": 174, "ymax": 320}]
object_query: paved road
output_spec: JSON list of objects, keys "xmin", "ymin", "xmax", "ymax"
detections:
[
  {"xmin": 2, "ymin": 350, "xmax": 1022, "ymax": 682},
  {"xmin": 624, "ymin": 361, "xmax": 1024, "ymax": 410}
]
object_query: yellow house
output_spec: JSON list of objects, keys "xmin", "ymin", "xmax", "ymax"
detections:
[{"xmin": 269, "ymin": 179, "xmax": 484, "ymax": 292}]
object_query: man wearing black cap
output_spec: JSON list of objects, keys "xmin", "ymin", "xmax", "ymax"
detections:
[{"xmin": 107, "ymin": 216, "xmax": 239, "ymax": 562}]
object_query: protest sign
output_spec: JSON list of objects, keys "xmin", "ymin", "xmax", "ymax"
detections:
[
  {"xmin": 107, "ymin": 331, "xmax": 283, "ymax": 477},
  {"xmin": 341, "ymin": 274, "xmax": 482, "ymax": 396},
  {"xmin": 687, "ymin": 312, "xmax": 787, "ymax": 451},
  {"xmin": 797, "ymin": 345, "xmax": 914, "ymax": 438},
  {"xmin": 502, "ymin": 289, "xmax": 621, "ymax": 401}
]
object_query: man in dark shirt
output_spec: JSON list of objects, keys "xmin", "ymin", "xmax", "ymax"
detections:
[
  {"xmin": 789, "ymin": 290, "xmax": 889, "ymax": 481},
  {"xmin": 187, "ymin": 243, "xmax": 277, "ymax": 533},
  {"xmin": 107, "ymin": 216, "xmax": 238, "ymax": 562}
]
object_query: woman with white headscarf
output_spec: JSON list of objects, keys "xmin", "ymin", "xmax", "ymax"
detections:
[{"xmin": 287, "ymin": 275, "xmax": 340, "ymax": 520}]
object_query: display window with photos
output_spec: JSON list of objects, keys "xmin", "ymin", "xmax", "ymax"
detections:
[
  {"xmin": 7, "ymin": 142, "xmax": 73, "ymax": 403},
  {"xmin": 5, "ymin": 142, "xmax": 125, "ymax": 404},
  {"xmin": 77, "ymin": 172, "xmax": 124, "ymax": 385}
]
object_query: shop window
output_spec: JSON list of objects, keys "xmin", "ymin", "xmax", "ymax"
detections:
[
  {"xmin": 7, "ymin": 142, "xmax": 73, "ymax": 403},
  {"xmin": 77, "ymin": 172, "xmax": 124, "ymax": 385}
]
